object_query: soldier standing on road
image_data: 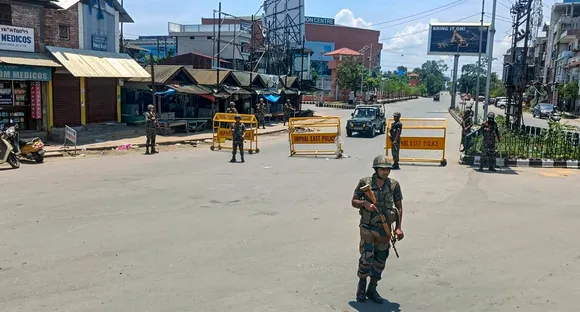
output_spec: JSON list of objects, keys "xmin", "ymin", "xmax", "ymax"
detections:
[
  {"xmin": 479, "ymin": 112, "xmax": 501, "ymax": 172},
  {"xmin": 283, "ymin": 99, "xmax": 294, "ymax": 126},
  {"xmin": 256, "ymin": 98, "xmax": 266, "ymax": 129},
  {"xmin": 351, "ymin": 155, "xmax": 404, "ymax": 304},
  {"xmin": 230, "ymin": 114, "xmax": 246, "ymax": 163},
  {"xmin": 144, "ymin": 104, "xmax": 158, "ymax": 155},
  {"xmin": 389, "ymin": 112, "xmax": 403, "ymax": 170},
  {"xmin": 226, "ymin": 102, "xmax": 238, "ymax": 114},
  {"xmin": 460, "ymin": 104, "xmax": 474, "ymax": 152}
]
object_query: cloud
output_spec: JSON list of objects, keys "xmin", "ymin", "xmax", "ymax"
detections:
[
  {"xmin": 334, "ymin": 9, "xmax": 371, "ymax": 28},
  {"xmin": 382, "ymin": 20, "xmax": 434, "ymax": 52}
]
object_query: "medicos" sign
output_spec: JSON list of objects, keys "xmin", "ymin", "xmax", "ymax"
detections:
[{"xmin": 0, "ymin": 25, "xmax": 34, "ymax": 52}]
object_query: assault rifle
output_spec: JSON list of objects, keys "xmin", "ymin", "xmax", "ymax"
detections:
[{"xmin": 360, "ymin": 184, "xmax": 400, "ymax": 258}]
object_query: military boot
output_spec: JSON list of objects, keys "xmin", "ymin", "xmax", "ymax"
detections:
[
  {"xmin": 356, "ymin": 278, "xmax": 367, "ymax": 302},
  {"xmin": 392, "ymin": 162, "xmax": 400, "ymax": 170},
  {"xmin": 230, "ymin": 156, "xmax": 236, "ymax": 163},
  {"xmin": 240, "ymin": 155, "xmax": 245, "ymax": 163},
  {"xmin": 366, "ymin": 280, "xmax": 384, "ymax": 304},
  {"xmin": 145, "ymin": 146, "xmax": 150, "ymax": 155}
]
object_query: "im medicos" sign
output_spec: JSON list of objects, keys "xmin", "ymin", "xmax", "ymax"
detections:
[{"xmin": 0, "ymin": 25, "xmax": 34, "ymax": 52}]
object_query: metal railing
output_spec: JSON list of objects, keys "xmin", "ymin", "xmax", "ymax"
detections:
[{"xmin": 465, "ymin": 123, "xmax": 580, "ymax": 160}]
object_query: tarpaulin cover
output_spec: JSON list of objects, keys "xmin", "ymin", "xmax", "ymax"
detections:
[{"xmin": 264, "ymin": 94, "xmax": 280, "ymax": 103}]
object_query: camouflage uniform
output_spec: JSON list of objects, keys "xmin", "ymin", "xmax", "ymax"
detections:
[
  {"xmin": 256, "ymin": 100, "xmax": 266, "ymax": 129},
  {"xmin": 389, "ymin": 112, "xmax": 403, "ymax": 169},
  {"xmin": 461, "ymin": 105, "xmax": 474, "ymax": 152},
  {"xmin": 144, "ymin": 104, "xmax": 158, "ymax": 154},
  {"xmin": 230, "ymin": 115, "xmax": 246, "ymax": 162},
  {"xmin": 352, "ymin": 156, "xmax": 403, "ymax": 304},
  {"xmin": 283, "ymin": 100, "xmax": 294, "ymax": 126},
  {"xmin": 226, "ymin": 102, "xmax": 238, "ymax": 114},
  {"xmin": 479, "ymin": 112, "xmax": 500, "ymax": 171}
]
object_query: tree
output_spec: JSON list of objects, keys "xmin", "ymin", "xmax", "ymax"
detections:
[
  {"xmin": 336, "ymin": 56, "xmax": 363, "ymax": 95},
  {"xmin": 415, "ymin": 60, "xmax": 448, "ymax": 96}
]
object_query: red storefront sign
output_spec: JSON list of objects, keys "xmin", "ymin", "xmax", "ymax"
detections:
[{"xmin": 30, "ymin": 82, "xmax": 42, "ymax": 119}]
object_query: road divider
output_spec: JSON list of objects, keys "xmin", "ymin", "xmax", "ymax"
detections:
[
  {"xmin": 288, "ymin": 116, "xmax": 343, "ymax": 158},
  {"xmin": 210, "ymin": 113, "xmax": 260, "ymax": 154},
  {"xmin": 386, "ymin": 118, "xmax": 448, "ymax": 166}
]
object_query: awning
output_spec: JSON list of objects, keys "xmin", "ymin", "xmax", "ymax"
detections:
[
  {"xmin": 46, "ymin": 46, "xmax": 150, "ymax": 78},
  {"xmin": 223, "ymin": 85, "xmax": 252, "ymax": 95},
  {"xmin": 168, "ymin": 84, "xmax": 212, "ymax": 95},
  {"xmin": 253, "ymin": 88, "xmax": 278, "ymax": 95},
  {"xmin": 264, "ymin": 94, "xmax": 280, "ymax": 103},
  {"xmin": 0, "ymin": 50, "xmax": 61, "ymax": 67}
]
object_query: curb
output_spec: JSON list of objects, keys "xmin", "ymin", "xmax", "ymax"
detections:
[
  {"xmin": 44, "ymin": 128, "xmax": 289, "ymax": 157},
  {"xmin": 302, "ymin": 97, "xmax": 418, "ymax": 108},
  {"xmin": 459, "ymin": 154, "xmax": 580, "ymax": 169},
  {"xmin": 448, "ymin": 108, "xmax": 462, "ymax": 125}
]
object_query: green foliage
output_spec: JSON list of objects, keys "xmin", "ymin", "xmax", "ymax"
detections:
[
  {"xmin": 336, "ymin": 56, "xmax": 363, "ymax": 94},
  {"xmin": 311, "ymin": 68, "xmax": 319, "ymax": 82},
  {"xmin": 413, "ymin": 60, "xmax": 447, "ymax": 95},
  {"xmin": 557, "ymin": 81, "xmax": 579, "ymax": 101}
]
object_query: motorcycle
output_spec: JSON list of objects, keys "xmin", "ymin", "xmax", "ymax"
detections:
[
  {"xmin": 0, "ymin": 124, "xmax": 20, "ymax": 169},
  {"xmin": 548, "ymin": 111, "xmax": 561, "ymax": 122},
  {"xmin": 0, "ymin": 123, "xmax": 45, "ymax": 163}
]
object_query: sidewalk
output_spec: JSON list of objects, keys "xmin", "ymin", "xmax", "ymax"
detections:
[{"xmin": 45, "ymin": 123, "xmax": 289, "ymax": 154}]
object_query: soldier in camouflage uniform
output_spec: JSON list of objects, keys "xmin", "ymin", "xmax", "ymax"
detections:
[
  {"xmin": 230, "ymin": 114, "xmax": 246, "ymax": 163},
  {"xmin": 479, "ymin": 112, "xmax": 501, "ymax": 171},
  {"xmin": 389, "ymin": 112, "xmax": 403, "ymax": 169},
  {"xmin": 351, "ymin": 155, "xmax": 405, "ymax": 304},
  {"xmin": 256, "ymin": 98, "xmax": 266, "ymax": 129},
  {"xmin": 144, "ymin": 104, "xmax": 158, "ymax": 155},
  {"xmin": 283, "ymin": 99, "xmax": 294, "ymax": 126},
  {"xmin": 226, "ymin": 102, "xmax": 238, "ymax": 114},
  {"xmin": 460, "ymin": 104, "xmax": 474, "ymax": 152}
]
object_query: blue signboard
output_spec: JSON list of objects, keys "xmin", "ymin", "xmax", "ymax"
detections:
[
  {"xmin": 428, "ymin": 23, "xmax": 489, "ymax": 56},
  {"xmin": 0, "ymin": 65, "xmax": 51, "ymax": 81},
  {"xmin": 91, "ymin": 34, "xmax": 108, "ymax": 51},
  {"xmin": 305, "ymin": 41, "xmax": 335, "ymax": 62},
  {"xmin": 305, "ymin": 16, "xmax": 335, "ymax": 25}
]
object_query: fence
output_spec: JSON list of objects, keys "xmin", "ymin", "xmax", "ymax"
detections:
[
  {"xmin": 210, "ymin": 113, "xmax": 259, "ymax": 154},
  {"xmin": 465, "ymin": 123, "xmax": 580, "ymax": 160},
  {"xmin": 386, "ymin": 118, "xmax": 447, "ymax": 166},
  {"xmin": 288, "ymin": 116, "xmax": 343, "ymax": 158}
]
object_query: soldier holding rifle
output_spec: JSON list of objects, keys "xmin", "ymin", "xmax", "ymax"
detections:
[{"xmin": 351, "ymin": 155, "xmax": 404, "ymax": 304}]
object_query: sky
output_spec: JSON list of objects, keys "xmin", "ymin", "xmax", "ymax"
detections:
[{"xmin": 121, "ymin": 0, "xmax": 559, "ymax": 78}]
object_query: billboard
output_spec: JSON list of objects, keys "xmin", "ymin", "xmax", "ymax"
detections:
[
  {"xmin": 262, "ymin": 0, "xmax": 305, "ymax": 49},
  {"xmin": 305, "ymin": 41, "xmax": 334, "ymax": 61},
  {"xmin": 427, "ymin": 23, "xmax": 490, "ymax": 56}
]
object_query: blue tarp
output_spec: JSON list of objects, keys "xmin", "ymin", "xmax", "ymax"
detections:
[
  {"xmin": 264, "ymin": 94, "xmax": 280, "ymax": 103},
  {"xmin": 154, "ymin": 89, "xmax": 176, "ymax": 96}
]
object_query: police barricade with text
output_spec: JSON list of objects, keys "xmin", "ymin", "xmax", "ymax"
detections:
[
  {"xmin": 385, "ymin": 117, "xmax": 447, "ymax": 166},
  {"xmin": 210, "ymin": 113, "xmax": 259, "ymax": 154},
  {"xmin": 288, "ymin": 116, "xmax": 343, "ymax": 158}
]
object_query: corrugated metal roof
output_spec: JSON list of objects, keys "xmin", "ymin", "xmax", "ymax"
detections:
[
  {"xmin": 127, "ymin": 65, "xmax": 183, "ymax": 83},
  {"xmin": 0, "ymin": 50, "xmax": 61, "ymax": 67},
  {"xmin": 185, "ymin": 68, "xmax": 232, "ymax": 85},
  {"xmin": 223, "ymin": 85, "xmax": 252, "ymax": 95},
  {"xmin": 168, "ymin": 84, "xmax": 212, "ymax": 95},
  {"xmin": 230, "ymin": 71, "xmax": 264, "ymax": 87},
  {"xmin": 46, "ymin": 46, "xmax": 150, "ymax": 78},
  {"xmin": 280, "ymin": 76, "xmax": 298, "ymax": 88}
]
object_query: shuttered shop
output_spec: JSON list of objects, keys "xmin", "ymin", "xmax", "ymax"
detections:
[
  {"xmin": 53, "ymin": 74, "xmax": 81, "ymax": 127},
  {"xmin": 86, "ymin": 78, "xmax": 117, "ymax": 123}
]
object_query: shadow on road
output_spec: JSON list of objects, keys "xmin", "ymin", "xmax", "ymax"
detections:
[
  {"xmin": 470, "ymin": 168, "xmax": 519, "ymax": 175},
  {"xmin": 348, "ymin": 300, "xmax": 401, "ymax": 312}
]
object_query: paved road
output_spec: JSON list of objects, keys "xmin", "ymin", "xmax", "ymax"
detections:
[{"xmin": 2, "ymin": 97, "xmax": 579, "ymax": 312}]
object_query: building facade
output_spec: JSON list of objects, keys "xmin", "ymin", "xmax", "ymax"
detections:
[
  {"xmin": 125, "ymin": 35, "xmax": 176, "ymax": 61},
  {"xmin": 0, "ymin": 0, "xmax": 149, "ymax": 134}
]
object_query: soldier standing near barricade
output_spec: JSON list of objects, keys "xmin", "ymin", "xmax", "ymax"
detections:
[
  {"xmin": 230, "ymin": 114, "xmax": 246, "ymax": 163},
  {"xmin": 460, "ymin": 104, "xmax": 474, "ymax": 152},
  {"xmin": 256, "ymin": 98, "xmax": 266, "ymax": 129},
  {"xmin": 226, "ymin": 102, "xmax": 238, "ymax": 114},
  {"xmin": 351, "ymin": 155, "xmax": 404, "ymax": 304},
  {"xmin": 479, "ymin": 112, "xmax": 501, "ymax": 172},
  {"xmin": 283, "ymin": 99, "xmax": 294, "ymax": 126},
  {"xmin": 389, "ymin": 112, "xmax": 403, "ymax": 169},
  {"xmin": 144, "ymin": 104, "xmax": 158, "ymax": 155}
]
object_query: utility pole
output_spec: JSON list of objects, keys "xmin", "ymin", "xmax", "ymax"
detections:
[
  {"xmin": 473, "ymin": 0, "xmax": 485, "ymax": 124},
  {"xmin": 483, "ymin": 0, "xmax": 497, "ymax": 118},
  {"xmin": 216, "ymin": 2, "xmax": 222, "ymax": 86},
  {"xmin": 119, "ymin": 0, "xmax": 124, "ymax": 53},
  {"xmin": 150, "ymin": 53, "xmax": 156, "ymax": 112}
]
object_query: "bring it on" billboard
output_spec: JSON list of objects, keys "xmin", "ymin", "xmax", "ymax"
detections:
[{"xmin": 427, "ymin": 22, "xmax": 490, "ymax": 56}]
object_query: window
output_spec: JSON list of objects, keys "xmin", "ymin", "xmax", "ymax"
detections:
[
  {"xmin": 58, "ymin": 24, "xmax": 70, "ymax": 40},
  {"xmin": 0, "ymin": 3, "xmax": 11, "ymax": 25}
]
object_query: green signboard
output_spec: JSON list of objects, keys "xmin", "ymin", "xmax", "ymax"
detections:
[{"xmin": 0, "ymin": 65, "xmax": 52, "ymax": 81}]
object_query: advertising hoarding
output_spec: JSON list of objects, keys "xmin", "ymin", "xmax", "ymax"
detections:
[
  {"xmin": 305, "ymin": 41, "xmax": 335, "ymax": 62},
  {"xmin": 427, "ymin": 23, "xmax": 490, "ymax": 56},
  {"xmin": 262, "ymin": 0, "xmax": 305, "ymax": 49},
  {"xmin": 0, "ymin": 25, "xmax": 35, "ymax": 52}
]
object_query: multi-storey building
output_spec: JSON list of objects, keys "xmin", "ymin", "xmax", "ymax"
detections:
[{"xmin": 0, "ymin": 0, "xmax": 149, "ymax": 135}]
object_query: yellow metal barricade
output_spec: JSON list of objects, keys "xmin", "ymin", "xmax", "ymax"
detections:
[
  {"xmin": 210, "ymin": 113, "xmax": 259, "ymax": 154},
  {"xmin": 385, "ymin": 118, "xmax": 447, "ymax": 166},
  {"xmin": 288, "ymin": 116, "xmax": 344, "ymax": 158}
]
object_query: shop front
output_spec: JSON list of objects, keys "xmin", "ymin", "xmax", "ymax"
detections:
[{"xmin": 0, "ymin": 64, "xmax": 52, "ymax": 131}]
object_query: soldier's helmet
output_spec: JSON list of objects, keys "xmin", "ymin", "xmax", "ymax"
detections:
[
  {"xmin": 487, "ymin": 112, "xmax": 495, "ymax": 119},
  {"xmin": 229, "ymin": 102, "xmax": 235, "ymax": 107},
  {"xmin": 234, "ymin": 114, "xmax": 242, "ymax": 120},
  {"xmin": 372, "ymin": 155, "xmax": 393, "ymax": 169},
  {"xmin": 147, "ymin": 104, "xmax": 154, "ymax": 110},
  {"xmin": 393, "ymin": 112, "xmax": 401, "ymax": 118}
]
